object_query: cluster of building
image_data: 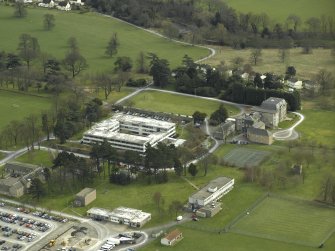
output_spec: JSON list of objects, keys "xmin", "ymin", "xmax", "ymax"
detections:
[
  {"xmin": 82, "ymin": 113, "xmax": 176, "ymax": 153},
  {"xmin": 0, "ymin": 162, "xmax": 42, "ymax": 198},
  {"xmin": 230, "ymin": 70, "xmax": 320, "ymax": 93},
  {"xmin": 87, "ymin": 207, "xmax": 151, "ymax": 228},
  {"xmin": 18, "ymin": 0, "xmax": 85, "ymax": 11},
  {"xmin": 214, "ymin": 97, "xmax": 288, "ymax": 145}
]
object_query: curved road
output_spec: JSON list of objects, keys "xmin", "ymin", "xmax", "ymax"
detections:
[{"xmin": 273, "ymin": 112, "xmax": 304, "ymax": 140}]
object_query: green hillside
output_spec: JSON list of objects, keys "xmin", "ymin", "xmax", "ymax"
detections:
[{"xmin": 0, "ymin": 6, "xmax": 209, "ymax": 73}]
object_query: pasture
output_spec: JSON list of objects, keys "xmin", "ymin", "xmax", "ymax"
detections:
[
  {"xmin": 222, "ymin": 0, "xmax": 335, "ymax": 23},
  {"xmin": 0, "ymin": 6, "xmax": 209, "ymax": 73},
  {"xmin": 203, "ymin": 46, "xmax": 335, "ymax": 80},
  {"xmin": 0, "ymin": 90, "xmax": 51, "ymax": 129},
  {"xmin": 296, "ymin": 109, "xmax": 335, "ymax": 146},
  {"xmin": 125, "ymin": 90, "xmax": 240, "ymax": 116},
  {"xmin": 222, "ymin": 148, "xmax": 270, "ymax": 168},
  {"xmin": 229, "ymin": 195, "xmax": 335, "ymax": 247}
]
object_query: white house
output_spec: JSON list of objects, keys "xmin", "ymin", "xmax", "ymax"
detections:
[{"xmin": 287, "ymin": 78, "xmax": 303, "ymax": 90}]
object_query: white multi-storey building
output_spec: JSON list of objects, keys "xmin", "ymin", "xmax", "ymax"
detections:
[
  {"xmin": 188, "ymin": 177, "xmax": 234, "ymax": 208},
  {"xmin": 82, "ymin": 114, "xmax": 176, "ymax": 153}
]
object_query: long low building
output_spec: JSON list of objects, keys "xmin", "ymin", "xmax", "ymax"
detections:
[
  {"xmin": 87, "ymin": 206, "xmax": 151, "ymax": 228},
  {"xmin": 82, "ymin": 114, "xmax": 176, "ymax": 152},
  {"xmin": 189, "ymin": 177, "xmax": 234, "ymax": 208}
]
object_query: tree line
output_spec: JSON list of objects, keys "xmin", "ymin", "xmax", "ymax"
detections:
[{"xmin": 85, "ymin": 0, "xmax": 335, "ymax": 49}]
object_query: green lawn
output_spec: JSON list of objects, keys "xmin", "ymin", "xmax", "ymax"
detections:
[
  {"xmin": 126, "ymin": 90, "xmax": 240, "ymax": 116},
  {"xmin": 0, "ymin": 6, "xmax": 209, "ymax": 73},
  {"xmin": 15, "ymin": 149, "xmax": 55, "ymax": 167},
  {"xmin": 230, "ymin": 196, "xmax": 335, "ymax": 247},
  {"xmin": 278, "ymin": 112, "xmax": 300, "ymax": 129},
  {"xmin": 222, "ymin": 0, "xmax": 335, "ymax": 23},
  {"xmin": 203, "ymin": 47, "xmax": 335, "ymax": 80},
  {"xmin": 0, "ymin": 90, "xmax": 51, "ymax": 129},
  {"xmin": 296, "ymin": 109, "xmax": 335, "ymax": 146}
]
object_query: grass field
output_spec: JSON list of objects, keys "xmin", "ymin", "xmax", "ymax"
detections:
[
  {"xmin": 0, "ymin": 90, "xmax": 51, "ymax": 129},
  {"xmin": 222, "ymin": 0, "xmax": 335, "ymax": 23},
  {"xmin": 126, "ymin": 90, "xmax": 240, "ymax": 116},
  {"xmin": 203, "ymin": 47, "xmax": 335, "ymax": 80},
  {"xmin": 222, "ymin": 148, "xmax": 271, "ymax": 168},
  {"xmin": 0, "ymin": 6, "xmax": 209, "ymax": 73},
  {"xmin": 296, "ymin": 109, "xmax": 335, "ymax": 146},
  {"xmin": 230, "ymin": 195, "xmax": 335, "ymax": 247}
]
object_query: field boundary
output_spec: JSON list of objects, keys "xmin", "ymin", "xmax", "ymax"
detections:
[
  {"xmin": 223, "ymin": 192, "xmax": 269, "ymax": 232},
  {"xmin": 0, "ymin": 88, "xmax": 51, "ymax": 99},
  {"xmin": 226, "ymin": 193, "xmax": 335, "ymax": 247}
]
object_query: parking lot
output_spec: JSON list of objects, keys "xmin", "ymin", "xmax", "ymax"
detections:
[{"xmin": 0, "ymin": 204, "xmax": 69, "ymax": 251}]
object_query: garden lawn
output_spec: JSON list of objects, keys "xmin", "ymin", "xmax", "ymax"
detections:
[
  {"xmin": 203, "ymin": 47, "xmax": 335, "ymax": 80},
  {"xmin": 0, "ymin": 90, "xmax": 51, "ymax": 129},
  {"xmin": 230, "ymin": 196, "xmax": 335, "ymax": 247},
  {"xmin": 126, "ymin": 90, "xmax": 240, "ymax": 116},
  {"xmin": 222, "ymin": 0, "xmax": 335, "ymax": 23},
  {"xmin": 15, "ymin": 150, "xmax": 55, "ymax": 167},
  {"xmin": 0, "ymin": 6, "xmax": 209, "ymax": 73},
  {"xmin": 296, "ymin": 109, "xmax": 335, "ymax": 146}
]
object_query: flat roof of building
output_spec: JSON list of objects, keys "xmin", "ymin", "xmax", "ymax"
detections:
[
  {"xmin": 87, "ymin": 206, "xmax": 151, "ymax": 223},
  {"xmin": 114, "ymin": 113, "xmax": 175, "ymax": 129},
  {"xmin": 110, "ymin": 207, "xmax": 151, "ymax": 223},
  {"xmin": 190, "ymin": 177, "xmax": 233, "ymax": 201},
  {"xmin": 87, "ymin": 207, "xmax": 110, "ymax": 218},
  {"xmin": 83, "ymin": 114, "xmax": 175, "ymax": 145}
]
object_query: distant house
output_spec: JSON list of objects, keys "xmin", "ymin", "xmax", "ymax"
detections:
[
  {"xmin": 247, "ymin": 127, "xmax": 273, "ymax": 145},
  {"xmin": 161, "ymin": 229, "xmax": 183, "ymax": 246},
  {"xmin": 252, "ymin": 97, "xmax": 287, "ymax": 128},
  {"xmin": 287, "ymin": 78, "xmax": 303, "ymax": 90},
  {"xmin": 74, "ymin": 188, "xmax": 96, "ymax": 207}
]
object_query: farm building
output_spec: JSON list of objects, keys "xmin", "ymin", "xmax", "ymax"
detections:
[
  {"xmin": 74, "ymin": 187, "xmax": 96, "ymax": 207},
  {"xmin": 247, "ymin": 127, "xmax": 273, "ymax": 145},
  {"xmin": 0, "ymin": 162, "xmax": 42, "ymax": 198},
  {"xmin": 82, "ymin": 113, "xmax": 176, "ymax": 153},
  {"xmin": 87, "ymin": 206, "xmax": 151, "ymax": 228},
  {"xmin": 161, "ymin": 229, "xmax": 183, "ymax": 246},
  {"xmin": 189, "ymin": 177, "xmax": 234, "ymax": 209}
]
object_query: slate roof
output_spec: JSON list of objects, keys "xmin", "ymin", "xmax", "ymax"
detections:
[
  {"xmin": 260, "ymin": 97, "xmax": 286, "ymax": 111},
  {"xmin": 247, "ymin": 127, "xmax": 272, "ymax": 137}
]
